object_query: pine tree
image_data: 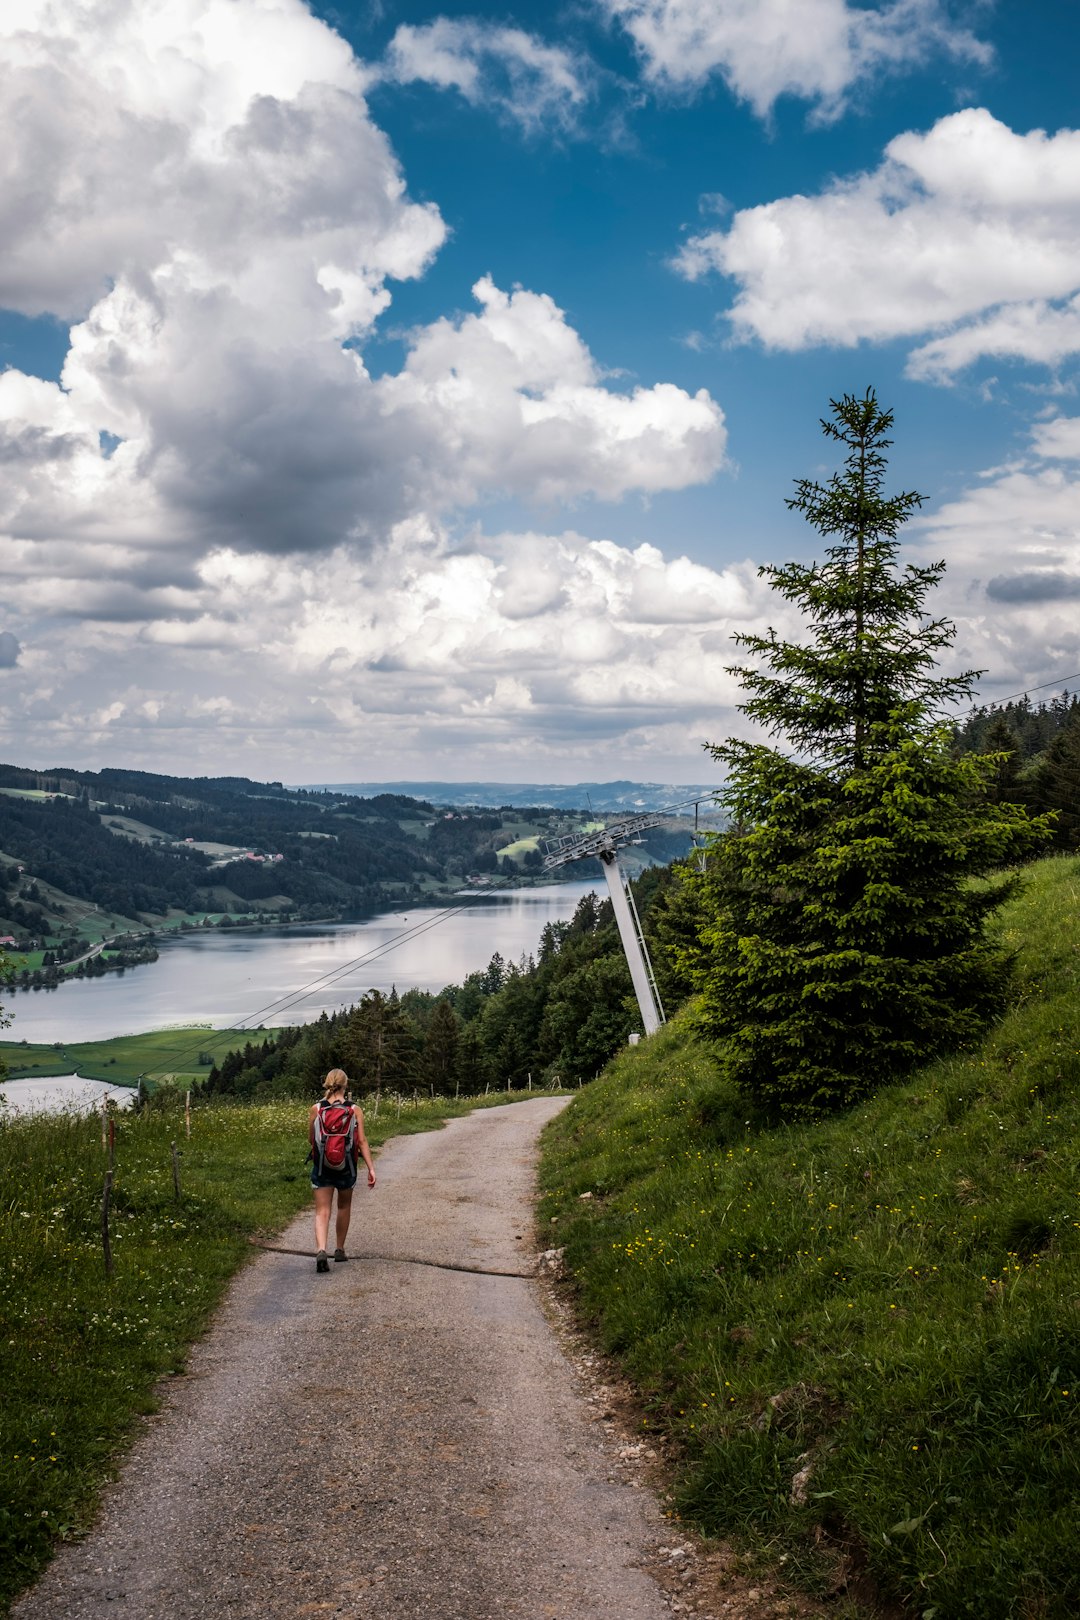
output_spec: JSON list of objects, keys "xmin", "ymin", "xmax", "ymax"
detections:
[
  {"xmin": 685, "ymin": 390, "xmax": 1049, "ymax": 1116},
  {"xmin": 344, "ymin": 989, "xmax": 416, "ymax": 1093},
  {"xmin": 495, "ymin": 1025, "xmax": 528, "ymax": 1089},
  {"xmin": 454, "ymin": 1020, "xmax": 489, "ymax": 1096},
  {"xmin": 422, "ymin": 998, "xmax": 460, "ymax": 1096},
  {"xmin": 979, "ymin": 714, "xmax": 1024, "ymax": 805},
  {"xmin": 1032, "ymin": 709, "xmax": 1080, "ymax": 849},
  {"xmin": 537, "ymin": 954, "xmax": 636, "ymax": 1082}
]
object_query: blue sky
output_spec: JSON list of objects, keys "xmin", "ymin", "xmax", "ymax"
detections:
[{"xmin": 1, "ymin": 0, "xmax": 1079, "ymax": 783}]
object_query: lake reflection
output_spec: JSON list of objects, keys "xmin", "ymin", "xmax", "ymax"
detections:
[{"xmin": 5, "ymin": 881, "xmax": 600, "ymax": 1044}]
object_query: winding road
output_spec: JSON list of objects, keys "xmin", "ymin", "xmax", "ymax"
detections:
[{"xmin": 15, "ymin": 1098, "xmax": 674, "ymax": 1620}]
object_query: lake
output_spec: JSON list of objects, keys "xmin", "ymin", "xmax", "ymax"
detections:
[
  {"xmin": 2, "ymin": 880, "xmax": 600, "ymax": 1044},
  {"xmin": 0, "ymin": 1075, "xmax": 139, "ymax": 1113}
]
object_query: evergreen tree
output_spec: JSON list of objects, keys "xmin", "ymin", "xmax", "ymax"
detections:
[
  {"xmin": 495, "ymin": 1025, "xmax": 529, "ymax": 1089},
  {"xmin": 538, "ymin": 954, "xmax": 636, "ymax": 1082},
  {"xmin": 645, "ymin": 862, "xmax": 711, "ymax": 1010},
  {"xmin": 344, "ymin": 989, "xmax": 416, "ymax": 1093},
  {"xmin": 477, "ymin": 966, "xmax": 545, "ymax": 1082},
  {"xmin": 685, "ymin": 390, "xmax": 1048, "ymax": 1117},
  {"xmin": 979, "ymin": 715, "xmax": 1024, "ymax": 805},
  {"xmin": 296, "ymin": 1010, "xmax": 339, "ymax": 1094},
  {"xmin": 0, "ymin": 947, "xmax": 9, "ymax": 1077},
  {"xmin": 1032, "ymin": 709, "xmax": 1080, "ymax": 849},
  {"xmin": 422, "ymin": 998, "xmax": 460, "ymax": 1095},
  {"xmin": 454, "ymin": 1020, "xmax": 490, "ymax": 1096}
]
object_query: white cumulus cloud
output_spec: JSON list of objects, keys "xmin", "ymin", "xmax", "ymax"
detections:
[
  {"xmin": 0, "ymin": 0, "xmax": 732, "ymax": 776},
  {"xmin": 377, "ymin": 16, "xmax": 592, "ymax": 135},
  {"xmin": 675, "ymin": 108, "xmax": 1080, "ymax": 378},
  {"xmin": 1031, "ymin": 415, "xmax": 1080, "ymax": 461},
  {"xmin": 0, "ymin": 521, "xmax": 776, "ymax": 776},
  {"xmin": 378, "ymin": 278, "xmax": 726, "ymax": 505},
  {"xmin": 0, "ymin": 2, "xmax": 725, "ymax": 574},
  {"xmin": 596, "ymin": 0, "xmax": 988, "ymax": 117},
  {"xmin": 905, "ymin": 418, "xmax": 1080, "ymax": 699}
]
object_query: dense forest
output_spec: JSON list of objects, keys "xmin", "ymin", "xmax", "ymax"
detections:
[
  {"xmin": 953, "ymin": 691, "xmax": 1080, "ymax": 849},
  {"xmin": 953, "ymin": 689, "xmax": 1079, "ymax": 759},
  {"xmin": 0, "ymin": 793, "xmax": 208, "ymax": 923}
]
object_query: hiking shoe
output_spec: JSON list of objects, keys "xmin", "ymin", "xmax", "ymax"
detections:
[
  {"xmin": 316, "ymin": 1250, "xmax": 330, "ymax": 1273},
  {"xmin": 333, "ymin": 1248, "xmax": 348, "ymax": 1263}
]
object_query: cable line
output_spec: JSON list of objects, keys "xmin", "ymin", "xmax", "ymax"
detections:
[{"xmin": 954, "ymin": 668, "xmax": 1080, "ymax": 720}]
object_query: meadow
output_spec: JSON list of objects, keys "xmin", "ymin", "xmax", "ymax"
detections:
[
  {"xmin": 539, "ymin": 855, "xmax": 1080, "ymax": 1618},
  {"xmin": 0, "ymin": 1085, "xmax": 547, "ymax": 1614},
  {"xmin": 0, "ymin": 1026, "xmax": 277, "ymax": 1085}
]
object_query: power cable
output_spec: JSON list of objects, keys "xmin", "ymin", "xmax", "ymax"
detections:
[
  {"xmin": 152, "ymin": 903, "xmax": 478, "ymax": 1074},
  {"xmin": 951, "ymin": 669, "xmax": 1080, "ymax": 722},
  {"xmin": 603, "ymin": 669, "xmax": 1080, "ymax": 831}
]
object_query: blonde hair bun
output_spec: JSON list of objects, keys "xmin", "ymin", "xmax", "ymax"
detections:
[{"xmin": 323, "ymin": 1068, "xmax": 349, "ymax": 1096}]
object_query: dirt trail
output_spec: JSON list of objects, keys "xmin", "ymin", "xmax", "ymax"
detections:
[{"xmin": 15, "ymin": 1098, "xmax": 674, "ymax": 1620}]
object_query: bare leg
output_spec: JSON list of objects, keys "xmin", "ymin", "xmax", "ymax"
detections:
[
  {"xmin": 313, "ymin": 1186, "xmax": 333, "ymax": 1252},
  {"xmin": 334, "ymin": 1188, "xmax": 353, "ymax": 1253}
]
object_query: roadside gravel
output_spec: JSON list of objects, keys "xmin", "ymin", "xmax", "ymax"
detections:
[{"xmin": 14, "ymin": 1097, "xmax": 673, "ymax": 1620}]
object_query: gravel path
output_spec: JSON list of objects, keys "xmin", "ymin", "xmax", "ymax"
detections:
[{"xmin": 15, "ymin": 1098, "xmax": 671, "ymax": 1620}]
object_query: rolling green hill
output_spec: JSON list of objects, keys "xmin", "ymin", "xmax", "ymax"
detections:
[
  {"xmin": 0, "ymin": 764, "xmax": 644, "ymax": 982},
  {"xmin": 0, "ymin": 762, "xmax": 700, "ymax": 967},
  {"xmin": 540, "ymin": 854, "xmax": 1080, "ymax": 1618}
]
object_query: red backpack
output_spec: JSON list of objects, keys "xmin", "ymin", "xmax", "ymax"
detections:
[{"xmin": 311, "ymin": 1101, "xmax": 358, "ymax": 1176}]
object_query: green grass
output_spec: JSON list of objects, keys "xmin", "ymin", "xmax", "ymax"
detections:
[
  {"xmin": 0, "ymin": 1085, "xmax": 557, "ymax": 1613},
  {"xmin": 58, "ymin": 913, "xmax": 138, "ymax": 945},
  {"xmin": 498, "ymin": 835, "xmax": 540, "ymax": 859},
  {"xmin": 539, "ymin": 855, "xmax": 1080, "ymax": 1619},
  {"xmin": 159, "ymin": 910, "xmax": 231, "ymax": 928},
  {"xmin": 0, "ymin": 1028, "xmax": 280, "ymax": 1085},
  {"xmin": 395, "ymin": 818, "xmax": 431, "ymax": 841},
  {"xmin": 99, "ymin": 814, "xmax": 171, "ymax": 844}
]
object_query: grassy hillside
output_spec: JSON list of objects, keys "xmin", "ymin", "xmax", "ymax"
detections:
[
  {"xmin": 0, "ymin": 764, "xmax": 610, "ymax": 957},
  {"xmin": 0, "ymin": 1027, "xmax": 278, "ymax": 1085},
  {"xmin": 539, "ymin": 855, "xmax": 1080, "ymax": 1618}
]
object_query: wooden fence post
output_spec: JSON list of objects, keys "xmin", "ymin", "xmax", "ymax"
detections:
[
  {"xmin": 108, "ymin": 1116, "xmax": 116, "ymax": 1175},
  {"xmin": 101, "ymin": 1172, "xmax": 114, "ymax": 1279}
]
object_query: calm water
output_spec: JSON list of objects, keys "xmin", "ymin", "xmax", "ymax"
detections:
[
  {"xmin": 4, "ymin": 881, "xmax": 599, "ymax": 1044},
  {"xmin": 0, "ymin": 1075, "xmax": 138, "ymax": 1113}
]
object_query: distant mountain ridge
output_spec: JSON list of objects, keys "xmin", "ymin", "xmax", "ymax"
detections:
[
  {"xmin": 0, "ymin": 762, "xmax": 698, "ymax": 966},
  {"xmin": 304, "ymin": 780, "xmax": 720, "ymax": 812}
]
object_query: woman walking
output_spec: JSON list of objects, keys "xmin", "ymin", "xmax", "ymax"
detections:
[{"xmin": 309, "ymin": 1068, "xmax": 376, "ymax": 1272}]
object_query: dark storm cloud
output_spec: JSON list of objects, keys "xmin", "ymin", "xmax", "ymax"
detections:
[{"xmin": 986, "ymin": 570, "xmax": 1080, "ymax": 604}]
